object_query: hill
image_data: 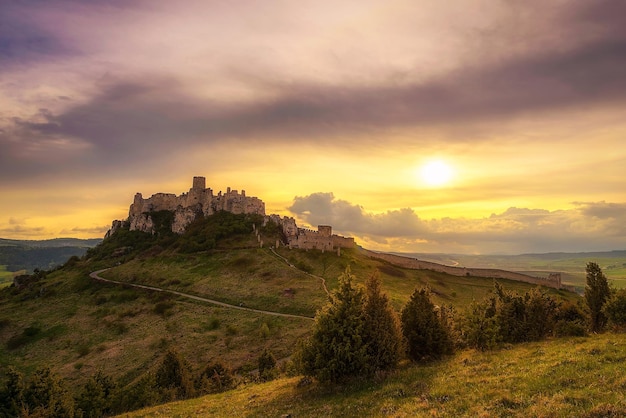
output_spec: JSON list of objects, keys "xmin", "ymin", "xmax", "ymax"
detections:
[
  {"xmin": 0, "ymin": 211, "xmax": 584, "ymax": 416},
  {"xmin": 120, "ymin": 332, "xmax": 626, "ymax": 417},
  {"xmin": 399, "ymin": 250, "xmax": 626, "ymax": 290},
  {"xmin": 0, "ymin": 238, "xmax": 102, "ymax": 286}
]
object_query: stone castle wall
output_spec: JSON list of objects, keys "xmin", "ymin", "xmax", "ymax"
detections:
[
  {"xmin": 110, "ymin": 177, "xmax": 265, "ymax": 235},
  {"xmin": 359, "ymin": 248, "xmax": 564, "ymax": 289}
]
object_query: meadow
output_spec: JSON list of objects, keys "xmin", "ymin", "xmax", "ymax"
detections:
[{"xmin": 119, "ymin": 333, "xmax": 626, "ymax": 417}]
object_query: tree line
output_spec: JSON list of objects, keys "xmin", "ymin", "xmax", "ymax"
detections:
[{"xmin": 295, "ymin": 262, "xmax": 622, "ymax": 382}]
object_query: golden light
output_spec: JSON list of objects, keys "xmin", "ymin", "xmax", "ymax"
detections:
[{"xmin": 419, "ymin": 160, "xmax": 454, "ymax": 187}]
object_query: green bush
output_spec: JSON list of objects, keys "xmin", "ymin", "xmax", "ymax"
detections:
[
  {"xmin": 258, "ymin": 348, "xmax": 277, "ymax": 381},
  {"xmin": 401, "ymin": 288, "xmax": 454, "ymax": 361},
  {"xmin": 605, "ymin": 289, "xmax": 626, "ymax": 329},
  {"xmin": 155, "ymin": 349, "xmax": 195, "ymax": 401},
  {"xmin": 297, "ymin": 268, "xmax": 369, "ymax": 382},
  {"xmin": 197, "ymin": 362, "xmax": 234, "ymax": 394}
]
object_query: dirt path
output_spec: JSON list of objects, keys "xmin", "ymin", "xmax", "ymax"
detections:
[{"xmin": 89, "ymin": 268, "xmax": 313, "ymax": 321}]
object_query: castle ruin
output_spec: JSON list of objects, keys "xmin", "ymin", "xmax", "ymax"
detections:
[
  {"xmin": 107, "ymin": 176, "xmax": 265, "ymax": 236},
  {"xmin": 106, "ymin": 177, "xmax": 355, "ymax": 251},
  {"xmin": 267, "ymin": 215, "xmax": 355, "ymax": 251}
]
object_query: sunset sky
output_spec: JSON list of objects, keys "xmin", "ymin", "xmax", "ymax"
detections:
[{"xmin": 1, "ymin": 0, "xmax": 625, "ymax": 254}]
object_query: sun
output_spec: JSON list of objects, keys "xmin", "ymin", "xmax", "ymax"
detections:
[{"xmin": 419, "ymin": 160, "xmax": 454, "ymax": 187}]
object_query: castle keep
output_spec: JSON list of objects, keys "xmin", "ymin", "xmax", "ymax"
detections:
[{"xmin": 106, "ymin": 177, "xmax": 355, "ymax": 251}]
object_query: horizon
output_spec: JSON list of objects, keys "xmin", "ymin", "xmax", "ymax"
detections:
[{"xmin": 1, "ymin": 1, "xmax": 625, "ymax": 254}]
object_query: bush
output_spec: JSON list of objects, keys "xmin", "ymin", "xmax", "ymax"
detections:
[
  {"xmin": 297, "ymin": 268, "xmax": 368, "ymax": 382},
  {"xmin": 197, "ymin": 362, "xmax": 234, "ymax": 394},
  {"xmin": 459, "ymin": 300, "xmax": 499, "ymax": 350},
  {"xmin": 362, "ymin": 274, "xmax": 403, "ymax": 371},
  {"xmin": 258, "ymin": 348, "xmax": 277, "ymax": 381},
  {"xmin": 401, "ymin": 288, "xmax": 454, "ymax": 361},
  {"xmin": 605, "ymin": 289, "xmax": 626, "ymax": 330},
  {"xmin": 155, "ymin": 349, "xmax": 195, "ymax": 401}
]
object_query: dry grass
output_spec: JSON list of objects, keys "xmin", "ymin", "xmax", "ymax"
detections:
[{"xmin": 119, "ymin": 332, "xmax": 626, "ymax": 417}]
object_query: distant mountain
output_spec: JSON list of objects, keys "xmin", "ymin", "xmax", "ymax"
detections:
[{"xmin": 0, "ymin": 237, "xmax": 102, "ymax": 273}]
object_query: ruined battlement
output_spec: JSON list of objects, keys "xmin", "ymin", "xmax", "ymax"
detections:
[{"xmin": 108, "ymin": 177, "xmax": 265, "ymax": 236}]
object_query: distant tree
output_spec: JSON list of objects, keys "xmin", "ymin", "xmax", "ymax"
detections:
[
  {"xmin": 401, "ymin": 288, "xmax": 454, "ymax": 361},
  {"xmin": 155, "ymin": 349, "xmax": 195, "ymax": 401},
  {"xmin": 297, "ymin": 267, "xmax": 368, "ymax": 382},
  {"xmin": 362, "ymin": 273, "xmax": 403, "ymax": 371},
  {"xmin": 258, "ymin": 348, "xmax": 277, "ymax": 381},
  {"xmin": 585, "ymin": 262, "xmax": 611, "ymax": 332}
]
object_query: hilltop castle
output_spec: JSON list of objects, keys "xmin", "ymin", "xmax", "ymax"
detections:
[{"xmin": 106, "ymin": 176, "xmax": 355, "ymax": 251}]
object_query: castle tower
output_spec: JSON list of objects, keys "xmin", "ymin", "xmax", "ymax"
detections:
[
  {"xmin": 318, "ymin": 225, "xmax": 332, "ymax": 237},
  {"xmin": 192, "ymin": 176, "xmax": 206, "ymax": 190}
]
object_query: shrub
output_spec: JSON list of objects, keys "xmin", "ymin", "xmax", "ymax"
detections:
[
  {"xmin": 155, "ymin": 349, "xmax": 195, "ymax": 401},
  {"xmin": 362, "ymin": 273, "xmax": 403, "ymax": 371},
  {"xmin": 459, "ymin": 300, "xmax": 499, "ymax": 350},
  {"xmin": 297, "ymin": 268, "xmax": 368, "ymax": 382},
  {"xmin": 258, "ymin": 348, "xmax": 277, "ymax": 381},
  {"xmin": 24, "ymin": 367, "xmax": 75, "ymax": 417},
  {"xmin": 197, "ymin": 362, "xmax": 234, "ymax": 394},
  {"xmin": 605, "ymin": 288, "xmax": 626, "ymax": 330},
  {"xmin": 401, "ymin": 288, "xmax": 454, "ymax": 361}
]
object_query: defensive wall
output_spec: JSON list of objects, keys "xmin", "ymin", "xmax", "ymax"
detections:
[{"xmin": 359, "ymin": 248, "xmax": 565, "ymax": 289}]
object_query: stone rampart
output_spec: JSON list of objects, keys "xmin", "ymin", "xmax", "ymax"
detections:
[
  {"xmin": 113, "ymin": 177, "xmax": 266, "ymax": 235},
  {"xmin": 359, "ymin": 248, "xmax": 564, "ymax": 289}
]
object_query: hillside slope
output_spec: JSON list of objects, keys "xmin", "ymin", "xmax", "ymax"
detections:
[{"xmin": 118, "ymin": 332, "xmax": 626, "ymax": 417}]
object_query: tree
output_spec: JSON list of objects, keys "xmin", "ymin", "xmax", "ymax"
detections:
[
  {"xmin": 76, "ymin": 370, "xmax": 116, "ymax": 418},
  {"xmin": 155, "ymin": 349, "xmax": 195, "ymax": 401},
  {"xmin": 604, "ymin": 289, "xmax": 626, "ymax": 330},
  {"xmin": 1, "ymin": 366, "xmax": 24, "ymax": 416},
  {"xmin": 585, "ymin": 262, "xmax": 611, "ymax": 332},
  {"xmin": 401, "ymin": 288, "xmax": 454, "ymax": 361},
  {"xmin": 362, "ymin": 273, "xmax": 403, "ymax": 371},
  {"xmin": 197, "ymin": 362, "xmax": 234, "ymax": 394},
  {"xmin": 258, "ymin": 348, "xmax": 277, "ymax": 381},
  {"xmin": 24, "ymin": 366, "xmax": 75, "ymax": 417},
  {"xmin": 297, "ymin": 267, "xmax": 368, "ymax": 382}
]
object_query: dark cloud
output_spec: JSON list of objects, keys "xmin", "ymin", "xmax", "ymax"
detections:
[
  {"xmin": 289, "ymin": 193, "xmax": 626, "ymax": 254},
  {"xmin": 2, "ymin": 0, "xmax": 626, "ymax": 184},
  {"xmin": 0, "ymin": 3, "xmax": 74, "ymax": 65}
]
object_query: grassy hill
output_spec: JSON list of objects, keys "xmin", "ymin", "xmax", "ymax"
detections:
[
  {"xmin": 0, "ymin": 211, "xmax": 590, "ymax": 415},
  {"xmin": 119, "ymin": 332, "xmax": 626, "ymax": 417},
  {"xmin": 402, "ymin": 251, "xmax": 626, "ymax": 290}
]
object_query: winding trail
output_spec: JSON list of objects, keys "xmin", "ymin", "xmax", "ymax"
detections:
[
  {"xmin": 89, "ymin": 268, "xmax": 313, "ymax": 321},
  {"xmin": 268, "ymin": 247, "xmax": 330, "ymax": 296}
]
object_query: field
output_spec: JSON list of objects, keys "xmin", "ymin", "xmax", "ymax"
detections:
[
  {"xmin": 119, "ymin": 332, "xmax": 626, "ymax": 417},
  {"xmin": 0, "ymin": 265, "xmax": 21, "ymax": 289}
]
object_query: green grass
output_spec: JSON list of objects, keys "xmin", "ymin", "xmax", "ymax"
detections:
[
  {"xmin": 0, "ymin": 245, "xmax": 579, "ymax": 393},
  {"xmin": 0, "ymin": 265, "xmax": 19, "ymax": 288},
  {"xmin": 118, "ymin": 332, "xmax": 626, "ymax": 417}
]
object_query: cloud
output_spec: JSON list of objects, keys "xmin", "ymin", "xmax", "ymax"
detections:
[
  {"xmin": 288, "ymin": 193, "xmax": 626, "ymax": 254},
  {"xmin": 2, "ymin": 0, "xmax": 626, "ymax": 184},
  {"xmin": 59, "ymin": 226, "xmax": 109, "ymax": 236}
]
